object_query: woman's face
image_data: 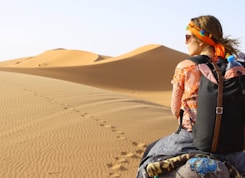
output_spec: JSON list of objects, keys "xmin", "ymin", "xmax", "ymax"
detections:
[{"xmin": 185, "ymin": 30, "xmax": 202, "ymax": 56}]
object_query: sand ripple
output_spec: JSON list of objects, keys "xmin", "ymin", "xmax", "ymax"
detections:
[{"xmin": 0, "ymin": 72, "xmax": 176, "ymax": 177}]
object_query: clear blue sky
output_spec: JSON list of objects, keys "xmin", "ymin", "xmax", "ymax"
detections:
[{"xmin": 0, "ymin": 0, "xmax": 245, "ymax": 61}]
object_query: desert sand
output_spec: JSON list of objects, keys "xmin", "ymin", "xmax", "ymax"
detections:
[{"xmin": 0, "ymin": 44, "xmax": 188, "ymax": 178}]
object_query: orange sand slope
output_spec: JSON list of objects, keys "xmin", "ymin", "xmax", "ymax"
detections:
[{"xmin": 0, "ymin": 44, "xmax": 188, "ymax": 178}]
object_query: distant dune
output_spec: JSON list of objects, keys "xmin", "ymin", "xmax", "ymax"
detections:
[
  {"xmin": 0, "ymin": 48, "xmax": 109, "ymax": 67},
  {"xmin": 0, "ymin": 44, "xmax": 188, "ymax": 177}
]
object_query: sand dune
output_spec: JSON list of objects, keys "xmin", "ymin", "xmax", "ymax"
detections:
[
  {"xmin": 0, "ymin": 44, "xmax": 188, "ymax": 177},
  {"xmin": 0, "ymin": 44, "xmax": 188, "ymax": 106}
]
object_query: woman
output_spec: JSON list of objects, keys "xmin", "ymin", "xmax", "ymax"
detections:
[
  {"xmin": 136, "ymin": 15, "xmax": 244, "ymax": 177},
  {"xmin": 172, "ymin": 14, "xmax": 245, "ymax": 177},
  {"xmin": 171, "ymin": 15, "xmax": 239, "ymax": 132}
]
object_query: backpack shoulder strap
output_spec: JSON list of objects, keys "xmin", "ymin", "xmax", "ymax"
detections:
[
  {"xmin": 188, "ymin": 55, "xmax": 210, "ymax": 64},
  {"xmin": 210, "ymin": 62, "xmax": 224, "ymax": 152}
]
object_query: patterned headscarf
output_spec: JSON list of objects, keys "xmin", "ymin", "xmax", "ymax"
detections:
[{"xmin": 187, "ymin": 21, "xmax": 225, "ymax": 60}]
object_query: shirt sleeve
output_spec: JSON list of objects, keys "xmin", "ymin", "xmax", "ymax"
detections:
[{"xmin": 171, "ymin": 67, "xmax": 185, "ymax": 118}]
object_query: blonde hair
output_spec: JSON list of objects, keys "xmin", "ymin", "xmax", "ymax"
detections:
[{"xmin": 191, "ymin": 15, "xmax": 240, "ymax": 57}]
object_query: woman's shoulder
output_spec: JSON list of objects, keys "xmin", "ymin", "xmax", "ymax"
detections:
[{"xmin": 176, "ymin": 59, "xmax": 196, "ymax": 69}]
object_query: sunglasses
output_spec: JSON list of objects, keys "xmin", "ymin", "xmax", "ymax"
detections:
[{"xmin": 185, "ymin": 34, "xmax": 193, "ymax": 42}]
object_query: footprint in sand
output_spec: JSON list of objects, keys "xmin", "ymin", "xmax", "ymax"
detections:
[
  {"xmin": 95, "ymin": 119, "xmax": 134, "ymax": 147},
  {"xmin": 60, "ymin": 103, "xmax": 69, "ymax": 110},
  {"xmin": 131, "ymin": 141, "xmax": 147, "ymax": 156},
  {"xmin": 80, "ymin": 112, "xmax": 88, "ymax": 117},
  {"xmin": 107, "ymin": 159, "xmax": 128, "ymax": 177},
  {"xmin": 104, "ymin": 124, "xmax": 113, "ymax": 128},
  {"xmin": 115, "ymin": 130, "xmax": 124, "ymax": 134},
  {"xmin": 116, "ymin": 157, "xmax": 128, "ymax": 164},
  {"xmin": 109, "ymin": 164, "xmax": 126, "ymax": 171},
  {"xmin": 73, "ymin": 109, "xmax": 88, "ymax": 117},
  {"xmin": 97, "ymin": 120, "xmax": 114, "ymax": 130},
  {"xmin": 121, "ymin": 151, "xmax": 138, "ymax": 159},
  {"xmin": 110, "ymin": 126, "xmax": 116, "ymax": 132},
  {"xmin": 116, "ymin": 135, "xmax": 126, "ymax": 140}
]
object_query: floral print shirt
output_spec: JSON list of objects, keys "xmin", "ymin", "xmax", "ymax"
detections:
[{"xmin": 171, "ymin": 64, "xmax": 202, "ymax": 131}]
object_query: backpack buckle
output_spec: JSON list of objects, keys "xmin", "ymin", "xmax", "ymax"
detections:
[{"xmin": 216, "ymin": 107, "xmax": 223, "ymax": 114}]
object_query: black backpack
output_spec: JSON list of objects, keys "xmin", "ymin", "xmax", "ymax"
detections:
[{"xmin": 188, "ymin": 55, "xmax": 245, "ymax": 154}]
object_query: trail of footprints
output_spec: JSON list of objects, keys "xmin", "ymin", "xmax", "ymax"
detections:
[
  {"xmin": 23, "ymin": 88, "xmax": 89, "ymax": 117},
  {"xmin": 23, "ymin": 88, "xmax": 147, "ymax": 177},
  {"xmin": 96, "ymin": 119, "xmax": 147, "ymax": 177}
]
